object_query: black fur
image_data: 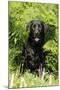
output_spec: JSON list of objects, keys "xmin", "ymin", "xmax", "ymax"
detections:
[{"xmin": 20, "ymin": 20, "xmax": 48, "ymax": 76}]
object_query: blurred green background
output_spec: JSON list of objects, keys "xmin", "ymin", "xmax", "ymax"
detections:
[{"xmin": 8, "ymin": 2, "xmax": 58, "ymax": 88}]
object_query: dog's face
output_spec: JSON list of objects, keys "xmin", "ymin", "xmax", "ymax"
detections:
[{"xmin": 27, "ymin": 20, "xmax": 48, "ymax": 42}]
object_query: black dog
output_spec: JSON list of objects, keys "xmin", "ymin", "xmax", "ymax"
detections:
[{"xmin": 20, "ymin": 20, "xmax": 48, "ymax": 76}]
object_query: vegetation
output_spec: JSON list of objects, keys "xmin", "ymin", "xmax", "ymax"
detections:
[{"xmin": 8, "ymin": 1, "xmax": 59, "ymax": 88}]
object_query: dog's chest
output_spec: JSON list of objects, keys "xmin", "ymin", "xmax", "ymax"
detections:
[{"xmin": 25, "ymin": 47, "xmax": 40, "ymax": 67}]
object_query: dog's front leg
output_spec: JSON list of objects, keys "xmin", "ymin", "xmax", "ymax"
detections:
[
  {"xmin": 20, "ymin": 56, "xmax": 26, "ymax": 75},
  {"xmin": 38, "ymin": 63, "xmax": 43, "ymax": 78},
  {"xmin": 38, "ymin": 64, "xmax": 45, "ymax": 80}
]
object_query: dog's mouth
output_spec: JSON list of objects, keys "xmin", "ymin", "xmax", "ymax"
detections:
[{"xmin": 34, "ymin": 38, "xmax": 39, "ymax": 42}]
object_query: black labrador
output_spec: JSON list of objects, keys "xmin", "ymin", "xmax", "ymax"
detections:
[{"xmin": 20, "ymin": 20, "xmax": 48, "ymax": 76}]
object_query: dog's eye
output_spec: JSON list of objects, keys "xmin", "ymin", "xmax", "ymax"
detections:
[
  {"xmin": 32, "ymin": 24, "xmax": 36, "ymax": 29},
  {"xmin": 38, "ymin": 24, "xmax": 42, "ymax": 30},
  {"xmin": 38, "ymin": 24, "xmax": 41, "ymax": 27}
]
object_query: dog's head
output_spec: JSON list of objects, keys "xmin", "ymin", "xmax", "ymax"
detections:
[{"xmin": 27, "ymin": 20, "xmax": 48, "ymax": 42}]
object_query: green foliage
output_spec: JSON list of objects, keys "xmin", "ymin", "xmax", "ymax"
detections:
[
  {"xmin": 9, "ymin": 71, "xmax": 58, "ymax": 88},
  {"xmin": 8, "ymin": 1, "xmax": 58, "ymax": 87}
]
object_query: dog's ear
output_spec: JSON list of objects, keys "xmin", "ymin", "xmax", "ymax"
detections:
[
  {"xmin": 26, "ymin": 20, "xmax": 33, "ymax": 31},
  {"xmin": 44, "ymin": 23, "xmax": 48, "ymax": 31},
  {"xmin": 43, "ymin": 23, "xmax": 48, "ymax": 33}
]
